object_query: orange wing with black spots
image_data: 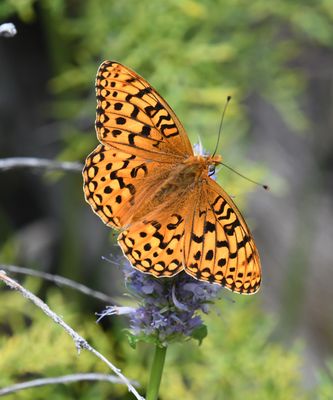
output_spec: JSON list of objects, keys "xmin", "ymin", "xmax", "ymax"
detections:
[
  {"xmin": 117, "ymin": 178, "xmax": 261, "ymax": 294},
  {"xmin": 83, "ymin": 143, "xmax": 174, "ymax": 228},
  {"xmin": 95, "ymin": 61, "xmax": 193, "ymax": 161},
  {"xmin": 83, "ymin": 60, "xmax": 262, "ymax": 294},
  {"xmin": 118, "ymin": 212, "xmax": 186, "ymax": 279},
  {"xmin": 184, "ymin": 179, "xmax": 261, "ymax": 294}
]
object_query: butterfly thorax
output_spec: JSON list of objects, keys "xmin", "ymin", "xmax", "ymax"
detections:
[
  {"xmin": 178, "ymin": 154, "xmax": 222, "ymax": 185},
  {"xmin": 123, "ymin": 153, "xmax": 221, "ymax": 224},
  {"xmin": 145, "ymin": 154, "xmax": 222, "ymax": 207}
]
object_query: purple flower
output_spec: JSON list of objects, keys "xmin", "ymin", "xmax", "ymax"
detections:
[{"xmin": 102, "ymin": 262, "xmax": 221, "ymax": 346}]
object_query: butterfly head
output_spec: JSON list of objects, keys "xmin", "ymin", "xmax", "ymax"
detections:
[
  {"xmin": 181, "ymin": 154, "xmax": 222, "ymax": 183},
  {"xmin": 206, "ymin": 154, "xmax": 222, "ymax": 178},
  {"xmin": 207, "ymin": 154, "xmax": 222, "ymax": 165}
]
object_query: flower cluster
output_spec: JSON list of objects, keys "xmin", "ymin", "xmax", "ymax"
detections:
[{"xmin": 100, "ymin": 262, "xmax": 221, "ymax": 346}]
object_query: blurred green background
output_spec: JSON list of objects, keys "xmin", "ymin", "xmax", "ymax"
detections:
[{"xmin": 1, "ymin": 0, "xmax": 333, "ymax": 399}]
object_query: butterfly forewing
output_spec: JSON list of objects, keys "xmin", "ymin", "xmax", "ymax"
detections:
[
  {"xmin": 83, "ymin": 144, "xmax": 176, "ymax": 228},
  {"xmin": 95, "ymin": 61, "xmax": 193, "ymax": 161}
]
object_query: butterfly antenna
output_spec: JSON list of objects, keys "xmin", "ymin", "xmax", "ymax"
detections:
[
  {"xmin": 212, "ymin": 96, "xmax": 232, "ymax": 158},
  {"xmin": 217, "ymin": 162, "xmax": 269, "ymax": 190}
]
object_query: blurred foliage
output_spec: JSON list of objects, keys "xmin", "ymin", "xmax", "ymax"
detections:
[
  {"xmin": 1, "ymin": 283, "xmax": 331, "ymax": 399},
  {"xmin": 160, "ymin": 298, "xmax": 308, "ymax": 400},
  {"xmin": 0, "ymin": 281, "xmax": 127, "ymax": 399},
  {"xmin": 317, "ymin": 360, "xmax": 333, "ymax": 400},
  {"xmin": 3, "ymin": 0, "xmax": 333, "ymax": 181}
]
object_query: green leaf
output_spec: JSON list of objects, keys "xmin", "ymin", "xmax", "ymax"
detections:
[{"xmin": 190, "ymin": 324, "xmax": 208, "ymax": 345}]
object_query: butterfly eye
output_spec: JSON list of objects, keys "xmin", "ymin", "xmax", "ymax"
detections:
[{"xmin": 208, "ymin": 165, "xmax": 216, "ymax": 177}]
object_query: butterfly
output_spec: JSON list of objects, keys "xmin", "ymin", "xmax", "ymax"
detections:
[{"xmin": 83, "ymin": 61, "xmax": 261, "ymax": 294}]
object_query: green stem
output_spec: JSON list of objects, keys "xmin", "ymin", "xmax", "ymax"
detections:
[{"xmin": 146, "ymin": 344, "xmax": 167, "ymax": 400}]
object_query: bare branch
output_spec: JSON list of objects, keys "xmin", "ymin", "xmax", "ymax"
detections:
[
  {"xmin": 0, "ymin": 373, "xmax": 138, "ymax": 396},
  {"xmin": 0, "ymin": 158, "xmax": 82, "ymax": 172},
  {"xmin": 0, "ymin": 271, "xmax": 145, "ymax": 400},
  {"xmin": 0, "ymin": 23, "xmax": 17, "ymax": 38},
  {"xmin": 0, "ymin": 264, "xmax": 116, "ymax": 304}
]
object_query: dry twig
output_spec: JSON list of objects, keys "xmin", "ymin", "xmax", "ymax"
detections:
[
  {"xmin": 0, "ymin": 270, "xmax": 144, "ymax": 400},
  {"xmin": 0, "ymin": 23, "xmax": 17, "ymax": 38},
  {"xmin": 0, "ymin": 157, "xmax": 82, "ymax": 172},
  {"xmin": 0, "ymin": 373, "xmax": 136, "ymax": 396},
  {"xmin": 0, "ymin": 264, "xmax": 115, "ymax": 304}
]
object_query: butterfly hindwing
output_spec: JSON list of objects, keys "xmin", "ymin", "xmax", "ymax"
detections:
[{"xmin": 118, "ymin": 210, "xmax": 186, "ymax": 278}]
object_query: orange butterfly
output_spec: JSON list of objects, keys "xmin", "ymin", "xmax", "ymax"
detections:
[{"xmin": 83, "ymin": 61, "xmax": 261, "ymax": 294}]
